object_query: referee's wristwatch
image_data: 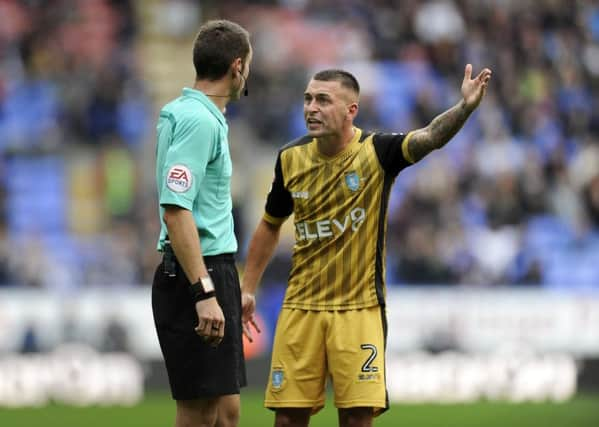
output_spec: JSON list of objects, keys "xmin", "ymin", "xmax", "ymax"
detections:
[{"xmin": 189, "ymin": 276, "xmax": 216, "ymax": 302}]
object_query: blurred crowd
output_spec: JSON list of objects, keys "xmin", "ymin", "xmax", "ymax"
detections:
[
  {"xmin": 0, "ymin": 0, "xmax": 152, "ymax": 289},
  {"xmin": 0, "ymin": 0, "xmax": 598, "ymax": 290}
]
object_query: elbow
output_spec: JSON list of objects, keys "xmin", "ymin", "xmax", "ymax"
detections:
[{"xmin": 162, "ymin": 209, "xmax": 173, "ymax": 225}]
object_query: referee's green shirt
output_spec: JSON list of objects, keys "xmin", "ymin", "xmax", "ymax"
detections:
[{"xmin": 155, "ymin": 87, "xmax": 237, "ymax": 255}]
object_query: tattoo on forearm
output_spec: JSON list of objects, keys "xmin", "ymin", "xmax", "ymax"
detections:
[{"xmin": 407, "ymin": 100, "xmax": 472, "ymax": 162}]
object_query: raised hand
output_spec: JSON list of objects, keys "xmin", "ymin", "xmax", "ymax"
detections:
[{"xmin": 461, "ymin": 63, "xmax": 492, "ymax": 111}]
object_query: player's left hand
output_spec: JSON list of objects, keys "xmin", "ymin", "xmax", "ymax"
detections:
[
  {"xmin": 461, "ymin": 64, "xmax": 492, "ymax": 111},
  {"xmin": 241, "ymin": 292, "xmax": 261, "ymax": 342}
]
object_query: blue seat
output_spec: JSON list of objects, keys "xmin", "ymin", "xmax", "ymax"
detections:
[
  {"xmin": 5, "ymin": 156, "xmax": 66, "ymax": 235},
  {"xmin": 524, "ymin": 215, "xmax": 573, "ymax": 254}
]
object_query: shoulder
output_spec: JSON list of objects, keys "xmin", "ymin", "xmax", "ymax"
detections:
[
  {"xmin": 369, "ymin": 131, "xmax": 406, "ymax": 141},
  {"xmin": 358, "ymin": 129, "xmax": 374, "ymax": 142},
  {"xmin": 368, "ymin": 131, "xmax": 409, "ymax": 150},
  {"xmin": 159, "ymin": 104, "xmax": 217, "ymax": 152},
  {"xmin": 280, "ymin": 134, "xmax": 312, "ymax": 154},
  {"xmin": 347, "ymin": 129, "xmax": 391, "ymax": 150},
  {"xmin": 162, "ymin": 97, "xmax": 212, "ymax": 125}
]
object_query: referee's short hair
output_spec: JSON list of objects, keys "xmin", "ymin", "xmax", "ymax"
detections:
[
  {"xmin": 193, "ymin": 20, "xmax": 250, "ymax": 81},
  {"xmin": 313, "ymin": 69, "xmax": 360, "ymax": 95}
]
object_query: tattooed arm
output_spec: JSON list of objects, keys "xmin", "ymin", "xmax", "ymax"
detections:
[{"xmin": 405, "ymin": 64, "xmax": 492, "ymax": 163}]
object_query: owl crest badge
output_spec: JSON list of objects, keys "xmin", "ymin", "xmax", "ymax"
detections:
[
  {"xmin": 345, "ymin": 172, "xmax": 360, "ymax": 192},
  {"xmin": 272, "ymin": 369, "xmax": 284, "ymax": 389}
]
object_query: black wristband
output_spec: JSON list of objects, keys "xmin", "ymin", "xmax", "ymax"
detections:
[{"xmin": 189, "ymin": 280, "xmax": 216, "ymax": 302}]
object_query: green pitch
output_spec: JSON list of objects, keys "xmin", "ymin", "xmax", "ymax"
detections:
[{"xmin": 1, "ymin": 391, "xmax": 598, "ymax": 427}]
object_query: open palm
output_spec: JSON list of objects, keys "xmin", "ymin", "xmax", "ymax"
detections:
[{"xmin": 461, "ymin": 63, "xmax": 492, "ymax": 110}]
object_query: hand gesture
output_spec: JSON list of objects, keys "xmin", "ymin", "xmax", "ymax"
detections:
[
  {"xmin": 241, "ymin": 292, "xmax": 261, "ymax": 342},
  {"xmin": 461, "ymin": 64, "xmax": 492, "ymax": 111},
  {"xmin": 194, "ymin": 297, "xmax": 225, "ymax": 347}
]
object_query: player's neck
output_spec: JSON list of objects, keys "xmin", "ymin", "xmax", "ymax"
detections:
[
  {"xmin": 193, "ymin": 79, "xmax": 230, "ymax": 112},
  {"xmin": 317, "ymin": 127, "xmax": 356, "ymax": 157}
]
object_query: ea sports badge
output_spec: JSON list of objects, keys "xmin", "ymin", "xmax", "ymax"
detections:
[{"xmin": 166, "ymin": 165, "xmax": 192, "ymax": 193}]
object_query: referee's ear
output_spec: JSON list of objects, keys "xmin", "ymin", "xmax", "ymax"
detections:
[{"xmin": 230, "ymin": 57, "xmax": 243, "ymax": 77}]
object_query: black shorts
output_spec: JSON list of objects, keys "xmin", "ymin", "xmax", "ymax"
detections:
[{"xmin": 152, "ymin": 253, "xmax": 247, "ymax": 400}]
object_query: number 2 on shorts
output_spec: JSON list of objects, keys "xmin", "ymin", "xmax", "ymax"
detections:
[{"xmin": 360, "ymin": 344, "xmax": 378, "ymax": 372}]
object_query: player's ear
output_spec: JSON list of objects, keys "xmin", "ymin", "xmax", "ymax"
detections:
[{"xmin": 348, "ymin": 102, "xmax": 359, "ymax": 119}]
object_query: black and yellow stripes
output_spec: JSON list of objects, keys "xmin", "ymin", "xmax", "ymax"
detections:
[{"xmin": 265, "ymin": 128, "xmax": 411, "ymax": 310}]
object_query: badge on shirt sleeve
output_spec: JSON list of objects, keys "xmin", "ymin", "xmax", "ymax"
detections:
[{"xmin": 166, "ymin": 165, "xmax": 193, "ymax": 193}]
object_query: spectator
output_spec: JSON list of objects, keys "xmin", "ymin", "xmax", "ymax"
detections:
[{"xmin": 1, "ymin": 0, "xmax": 598, "ymax": 289}]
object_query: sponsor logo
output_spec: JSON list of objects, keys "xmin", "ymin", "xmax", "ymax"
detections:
[
  {"xmin": 345, "ymin": 172, "xmax": 360, "ymax": 192},
  {"xmin": 296, "ymin": 207, "xmax": 366, "ymax": 241},
  {"xmin": 292, "ymin": 191, "xmax": 309, "ymax": 199},
  {"xmin": 272, "ymin": 369, "xmax": 284, "ymax": 389},
  {"xmin": 166, "ymin": 165, "xmax": 192, "ymax": 193},
  {"xmin": 357, "ymin": 373, "xmax": 381, "ymax": 382}
]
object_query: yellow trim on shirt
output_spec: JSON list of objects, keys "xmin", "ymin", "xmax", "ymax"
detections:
[
  {"xmin": 263, "ymin": 212, "xmax": 287, "ymax": 225},
  {"xmin": 401, "ymin": 131, "xmax": 416, "ymax": 164}
]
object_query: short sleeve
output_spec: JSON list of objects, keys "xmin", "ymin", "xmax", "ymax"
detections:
[
  {"xmin": 159, "ymin": 114, "xmax": 216, "ymax": 210},
  {"xmin": 264, "ymin": 151, "xmax": 293, "ymax": 224},
  {"xmin": 372, "ymin": 132, "xmax": 413, "ymax": 177}
]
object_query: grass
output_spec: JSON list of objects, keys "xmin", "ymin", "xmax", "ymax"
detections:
[{"xmin": 1, "ymin": 391, "xmax": 598, "ymax": 427}]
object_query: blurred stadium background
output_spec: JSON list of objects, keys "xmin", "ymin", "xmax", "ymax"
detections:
[{"xmin": 1, "ymin": 0, "xmax": 599, "ymax": 425}]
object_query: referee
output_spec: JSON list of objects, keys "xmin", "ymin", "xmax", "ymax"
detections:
[{"xmin": 152, "ymin": 20, "xmax": 254, "ymax": 427}]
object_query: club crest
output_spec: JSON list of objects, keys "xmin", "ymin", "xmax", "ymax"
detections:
[
  {"xmin": 271, "ymin": 369, "xmax": 284, "ymax": 389},
  {"xmin": 345, "ymin": 172, "xmax": 360, "ymax": 192}
]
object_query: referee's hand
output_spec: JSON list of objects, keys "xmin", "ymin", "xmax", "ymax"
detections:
[{"xmin": 194, "ymin": 297, "xmax": 225, "ymax": 347}]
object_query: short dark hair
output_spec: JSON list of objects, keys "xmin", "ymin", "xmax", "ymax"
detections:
[
  {"xmin": 312, "ymin": 69, "xmax": 360, "ymax": 95},
  {"xmin": 193, "ymin": 20, "xmax": 250, "ymax": 81}
]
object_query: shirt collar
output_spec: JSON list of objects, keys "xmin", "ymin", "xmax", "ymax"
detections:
[
  {"xmin": 313, "ymin": 127, "xmax": 362, "ymax": 161},
  {"xmin": 182, "ymin": 87, "xmax": 227, "ymax": 127}
]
